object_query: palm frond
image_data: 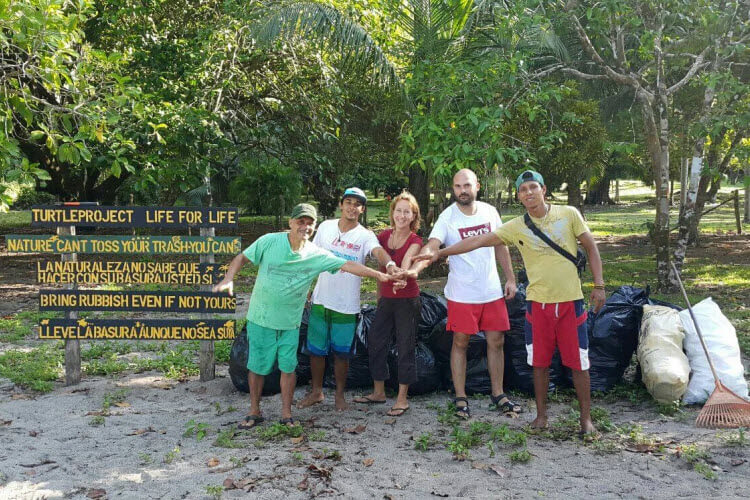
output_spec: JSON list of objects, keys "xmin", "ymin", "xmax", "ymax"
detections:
[{"xmin": 253, "ymin": 1, "xmax": 399, "ymax": 87}]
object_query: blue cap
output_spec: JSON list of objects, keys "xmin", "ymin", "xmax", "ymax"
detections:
[
  {"xmin": 515, "ymin": 170, "xmax": 545, "ymax": 190},
  {"xmin": 342, "ymin": 187, "xmax": 367, "ymax": 204}
]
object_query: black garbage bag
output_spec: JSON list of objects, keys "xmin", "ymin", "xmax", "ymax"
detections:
[
  {"xmin": 427, "ymin": 319, "xmax": 487, "ymax": 364},
  {"xmin": 228, "ymin": 325, "xmax": 282, "ymax": 395},
  {"xmin": 464, "ymin": 357, "xmax": 492, "ymax": 395},
  {"xmin": 417, "ymin": 292, "xmax": 448, "ymax": 342},
  {"xmin": 579, "ymin": 285, "xmax": 651, "ymax": 392},
  {"xmin": 296, "ymin": 305, "xmax": 312, "ymax": 386},
  {"xmin": 385, "ymin": 342, "xmax": 443, "ymax": 395}
]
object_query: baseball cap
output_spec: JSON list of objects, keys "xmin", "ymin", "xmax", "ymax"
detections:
[
  {"xmin": 341, "ymin": 187, "xmax": 367, "ymax": 205},
  {"xmin": 290, "ymin": 203, "xmax": 317, "ymax": 222},
  {"xmin": 515, "ymin": 170, "xmax": 545, "ymax": 190}
]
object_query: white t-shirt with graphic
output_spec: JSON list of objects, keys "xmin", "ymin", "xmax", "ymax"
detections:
[
  {"xmin": 310, "ymin": 219, "xmax": 381, "ymax": 314},
  {"xmin": 429, "ymin": 201, "xmax": 504, "ymax": 303}
]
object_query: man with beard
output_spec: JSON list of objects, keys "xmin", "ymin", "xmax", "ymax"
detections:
[
  {"xmin": 297, "ymin": 188, "xmax": 402, "ymax": 412},
  {"xmin": 415, "ymin": 170, "xmax": 605, "ymax": 436},
  {"xmin": 416, "ymin": 169, "xmax": 519, "ymax": 420},
  {"xmin": 213, "ymin": 203, "xmax": 397, "ymax": 428}
]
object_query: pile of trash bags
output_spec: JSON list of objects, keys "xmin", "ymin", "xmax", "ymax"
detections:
[{"xmin": 230, "ymin": 282, "xmax": 747, "ymax": 404}]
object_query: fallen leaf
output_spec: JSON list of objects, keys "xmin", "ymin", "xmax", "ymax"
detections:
[
  {"xmin": 126, "ymin": 427, "xmax": 155, "ymax": 436},
  {"xmin": 625, "ymin": 443, "xmax": 658, "ymax": 453},
  {"xmin": 731, "ymin": 459, "xmax": 747, "ymax": 466},
  {"xmin": 344, "ymin": 424, "xmax": 367, "ymax": 434},
  {"xmin": 86, "ymin": 488, "xmax": 106, "ymax": 499},
  {"xmin": 11, "ymin": 394, "xmax": 32, "ymax": 400},
  {"xmin": 362, "ymin": 458, "xmax": 374, "ymax": 467},
  {"xmin": 307, "ymin": 464, "xmax": 332, "ymax": 479},
  {"xmin": 290, "ymin": 436, "xmax": 305, "ymax": 445},
  {"xmin": 151, "ymin": 382, "xmax": 174, "ymax": 390},
  {"xmin": 207, "ymin": 458, "xmax": 219, "ymax": 467},
  {"xmin": 28, "ymin": 430, "xmax": 38, "ymax": 437},
  {"xmin": 222, "ymin": 477, "xmax": 236, "ymax": 490},
  {"xmin": 489, "ymin": 464, "xmax": 509, "ymax": 478},
  {"xmin": 113, "ymin": 401, "xmax": 130, "ymax": 408},
  {"xmin": 384, "ymin": 418, "xmax": 397, "ymax": 425},
  {"xmin": 86, "ymin": 411, "xmax": 107, "ymax": 416},
  {"xmin": 297, "ymin": 476, "xmax": 309, "ymax": 491},
  {"xmin": 0, "ymin": 420, "xmax": 12, "ymax": 426},
  {"xmin": 471, "ymin": 461, "xmax": 488, "ymax": 470},
  {"xmin": 235, "ymin": 477, "xmax": 257, "ymax": 489}
]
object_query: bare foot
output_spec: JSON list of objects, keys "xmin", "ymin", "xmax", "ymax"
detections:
[
  {"xmin": 579, "ymin": 419, "xmax": 596, "ymax": 435},
  {"xmin": 530, "ymin": 415, "xmax": 548, "ymax": 429},
  {"xmin": 296, "ymin": 392, "xmax": 324, "ymax": 409},
  {"xmin": 335, "ymin": 394, "xmax": 349, "ymax": 412}
]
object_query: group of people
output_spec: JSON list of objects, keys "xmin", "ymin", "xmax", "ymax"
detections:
[{"xmin": 214, "ymin": 168, "xmax": 606, "ymax": 436}]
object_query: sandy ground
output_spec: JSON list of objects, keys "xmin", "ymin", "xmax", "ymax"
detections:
[{"xmin": 1, "ymin": 358, "xmax": 749, "ymax": 499}]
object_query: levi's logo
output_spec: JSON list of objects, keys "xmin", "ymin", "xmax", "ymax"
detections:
[{"xmin": 458, "ymin": 223, "xmax": 491, "ymax": 239}]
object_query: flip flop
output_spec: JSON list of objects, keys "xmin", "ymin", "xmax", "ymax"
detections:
[
  {"xmin": 387, "ymin": 406, "xmax": 409, "ymax": 417},
  {"xmin": 237, "ymin": 414, "xmax": 264, "ymax": 430},
  {"xmin": 353, "ymin": 395, "xmax": 387, "ymax": 404},
  {"xmin": 279, "ymin": 417, "xmax": 298, "ymax": 427}
]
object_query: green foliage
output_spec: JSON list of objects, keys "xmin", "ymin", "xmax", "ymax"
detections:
[
  {"xmin": 509, "ymin": 449, "xmax": 532, "ymax": 464},
  {"xmin": 0, "ymin": 345, "xmax": 62, "ymax": 392},
  {"xmin": 415, "ymin": 432, "xmax": 435, "ymax": 451},
  {"xmin": 255, "ymin": 422, "xmax": 303, "ymax": 440},
  {"xmin": 163, "ymin": 447, "xmax": 181, "ymax": 464},
  {"xmin": 229, "ymin": 159, "xmax": 302, "ymax": 216},
  {"xmin": 205, "ymin": 485, "xmax": 223, "ymax": 499},
  {"xmin": 0, "ymin": 318, "xmax": 32, "ymax": 343},
  {"xmin": 184, "ymin": 420, "xmax": 210, "ymax": 441},
  {"xmin": 213, "ymin": 428, "xmax": 244, "ymax": 449}
]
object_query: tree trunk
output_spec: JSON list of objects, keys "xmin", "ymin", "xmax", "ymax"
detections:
[
  {"xmin": 745, "ymin": 165, "xmax": 749, "ymax": 223},
  {"xmin": 585, "ymin": 176, "xmax": 612, "ymax": 205},
  {"xmin": 639, "ymin": 92, "xmax": 674, "ymax": 290},
  {"xmin": 673, "ymin": 152, "xmax": 703, "ymax": 273},
  {"xmin": 409, "ymin": 165, "xmax": 430, "ymax": 230},
  {"xmin": 567, "ymin": 181, "xmax": 583, "ymax": 208}
]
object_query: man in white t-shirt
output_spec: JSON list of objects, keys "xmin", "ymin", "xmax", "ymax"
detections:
[
  {"xmin": 297, "ymin": 187, "xmax": 401, "ymax": 411},
  {"xmin": 417, "ymin": 169, "xmax": 518, "ymax": 419}
]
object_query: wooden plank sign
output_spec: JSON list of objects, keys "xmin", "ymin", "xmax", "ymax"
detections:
[
  {"xmin": 39, "ymin": 290, "xmax": 235, "ymax": 313},
  {"xmin": 6, "ymin": 235, "xmax": 241, "ymax": 254},
  {"xmin": 39, "ymin": 318, "xmax": 236, "ymax": 341},
  {"xmin": 36, "ymin": 261, "xmax": 226, "ymax": 285},
  {"xmin": 31, "ymin": 205, "xmax": 238, "ymax": 228}
]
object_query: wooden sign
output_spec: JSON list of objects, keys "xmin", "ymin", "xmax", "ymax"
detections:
[
  {"xmin": 36, "ymin": 261, "xmax": 226, "ymax": 285},
  {"xmin": 31, "ymin": 205, "xmax": 238, "ymax": 228},
  {"xmin": 39, "ymin": 318, "xmax": 236, "ymax": 340},
  {"xmin": 6, "ymin": 235, "xmax": 241, "ymax": 254},
  {"xmin": 39, "ymin": 290, "xmax": 236, "ymax": 313}
]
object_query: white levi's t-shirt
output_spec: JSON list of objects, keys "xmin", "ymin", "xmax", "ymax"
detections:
[
  {"xmin": 310, "ymin": 219, "xmax": 381, "ymax": 314},
  {"xmin": 429, "ymin": 201, "xmax": 504, "ymax": 303}
]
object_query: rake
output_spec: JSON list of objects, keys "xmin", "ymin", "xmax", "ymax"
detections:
[{"xmin": 671, "ymin": 263, "xmax": 750, "ymax": 428}]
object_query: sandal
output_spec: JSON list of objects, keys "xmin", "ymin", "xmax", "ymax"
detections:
[
  {"xmin": 491, "ymin": 393, "xmax": 523, "ymax": 415},
  {"xmin": 237, "ymin": 414, "xmax": 264, "ymax": 430},
  {"xmin": 353, "ymin": 395, "xmax": 387, "ymax": 404},
  {"xmin": 279, "ymin": 417, "xmax": 298, "ymax": 427},
  {"xmin": 387, "ymin": 406, "xmax": 409, "ymax": 417},
  {"xmin": 452, "ymin": 397, "xmax": 471, "ymax": 420}
]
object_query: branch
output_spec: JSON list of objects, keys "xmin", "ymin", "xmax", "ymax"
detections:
[
  {"xmin": 560, "ymin": 68, "xmax": 610, "ymax": 81},
  {"xmin": 666, "ymin": 45, "xmax": 712, "ymax": 95}
]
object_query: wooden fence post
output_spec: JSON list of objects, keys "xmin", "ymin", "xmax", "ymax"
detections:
[
  {"xmin": 59, "ymin": 225, "xmax": 80, "ymax": 385},
  {"xmin": 199, "ymin": 226, "xmax": 216, "ymax": 381},
  {"xmin": 733, "ymin": 189, "xmax": 742, "ymax": 235}
]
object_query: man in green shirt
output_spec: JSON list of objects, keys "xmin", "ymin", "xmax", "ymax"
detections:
[{"xmin": 214, "ymin": 203, "xmax": 397, "ymax": 428}]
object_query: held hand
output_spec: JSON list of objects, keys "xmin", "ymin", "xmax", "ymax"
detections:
[
  {"xmin": 590, "ymin": 288, "xmax": 606, "ymax": 313},
  {"xmin": 392, "ymin": 280, "xmax": 408, "ymax": 293},
  {"xmin": 413, "ymin": 250, "xmax": 439, "ymax": 265},
  {"xmin": 504, "ymin": 280, "xmax": 517, "ymax": 300},
  {"xmin": 212, "ymin": 279, "xmax": 234, "ymax": 296},
  {"xmin": 386, "ymin": 265, "xmax": 404, "ymax": 276},
  {"xmin": 376, "ymin": 272, "xmax": 394, "ymax": 283}
]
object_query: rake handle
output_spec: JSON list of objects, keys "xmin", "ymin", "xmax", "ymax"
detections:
[{"xmin": 670, "ymin": 262, "xmax": 722, "ymax": 385}]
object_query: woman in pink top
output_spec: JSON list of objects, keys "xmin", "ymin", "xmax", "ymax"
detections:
[{"xmin": 354, "ymin": 192, "xmax": 423, "ymax": 416}]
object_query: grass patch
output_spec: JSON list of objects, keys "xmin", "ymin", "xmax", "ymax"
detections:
[
  {"xmin": 255, "ymin": 421, "xmax": 303, "ymax": 440},
  {"xmin": 213, "ymin": 428, "xmax": 245, "ymax": 449},
  {"xmin": 0, "ymin": 344, "xmax": 62, "ymax": 392},
  {"xmin": 0, "ymin": 317, "xmax": 32, "ymax": 343}
]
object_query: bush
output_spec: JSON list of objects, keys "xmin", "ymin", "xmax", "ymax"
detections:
[
  {"xmin": 13, "ymin": 189, "xmax": 57, "ymax": 209},
  {"xmin": 229, "ymin": 159, "xmax": 302, "ymax": 216}
]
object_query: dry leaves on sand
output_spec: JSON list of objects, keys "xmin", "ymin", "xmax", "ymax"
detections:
[
  {"xmin": 126, "ymin": 427, "xmax": 155, "ymax": 436},
  {"xmin": 307, "ymin": 464, "xmax": 332, "ymax": 479},
  {"xmin": 86, "ymin": 489, "xmax": 106, "ymax": 499},
  {"xmin": 206, "ymin": 457, "xmax": 219, "ymax": 467},
  {"xmin": 343, "ymin": 424, "xmax": 367, "ymax": 434},
  {"xmin": 362, "ymin": 458, "xmax": 374, "ymax": 467}
]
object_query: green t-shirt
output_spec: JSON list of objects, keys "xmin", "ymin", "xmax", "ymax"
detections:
[
  {"xmin": 494, "ymin": 205, "xmax": 589, "ymax": 303},
  {"xmin": 244, "ymin": 232, "xmax": 347, "ymax": 330}
]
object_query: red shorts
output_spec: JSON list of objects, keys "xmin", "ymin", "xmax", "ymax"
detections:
[
  {"xmin": 446, "ymin": 298, "xmax": 510, "ymax": 335},
  {"xmin": 524, "ymin": 300, "xmax": 589, "ymax": 370}
]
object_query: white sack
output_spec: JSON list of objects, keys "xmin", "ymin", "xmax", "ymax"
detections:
[
  {"xmin": 679, "ymin": 297, "xmax": 749, "ymax": 404},
  {"xmin": 638, "ymin": 305, "xmax": 690, "ymax": 403}
]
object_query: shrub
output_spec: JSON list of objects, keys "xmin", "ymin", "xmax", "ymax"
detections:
[{"xmin": 229, "ymin": 159, "xmax": 302, "ymax": 216}]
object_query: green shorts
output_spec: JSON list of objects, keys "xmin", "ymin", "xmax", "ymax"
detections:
[
  {"xmin": 247, "ymin": 322, "xmax": 299, "ymax": 376},
  {"xmin": 306, "ymin": 304, "xmax": 356, "ymax": 358}
]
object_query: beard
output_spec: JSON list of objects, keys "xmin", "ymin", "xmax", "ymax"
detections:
[{"xmin": 456, "ymin": 193, "xmax": 475, "ymax": 206}]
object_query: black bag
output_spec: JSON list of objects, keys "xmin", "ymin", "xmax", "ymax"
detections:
[{"xmin": 523, "ymin": 213, "xmax": 586, "ymax": 277}]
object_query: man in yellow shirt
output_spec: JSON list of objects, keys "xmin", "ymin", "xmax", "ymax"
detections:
[{"xmin": 416, "ymin": 170, "xmax": 605, "ymax": 435}]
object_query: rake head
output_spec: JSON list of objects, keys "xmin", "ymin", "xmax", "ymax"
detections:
[{"xmin": 695, "ymin": 382, "xmax": 750, "ymax": 429}]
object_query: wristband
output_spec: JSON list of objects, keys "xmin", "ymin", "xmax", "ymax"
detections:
[
  {"xmin": 385, "ymin": 260, "xmax": 396, "ymax": 268},
  {"xmin": 593, "ymin": 284, "xmax": 605, "ymax": 290}
]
